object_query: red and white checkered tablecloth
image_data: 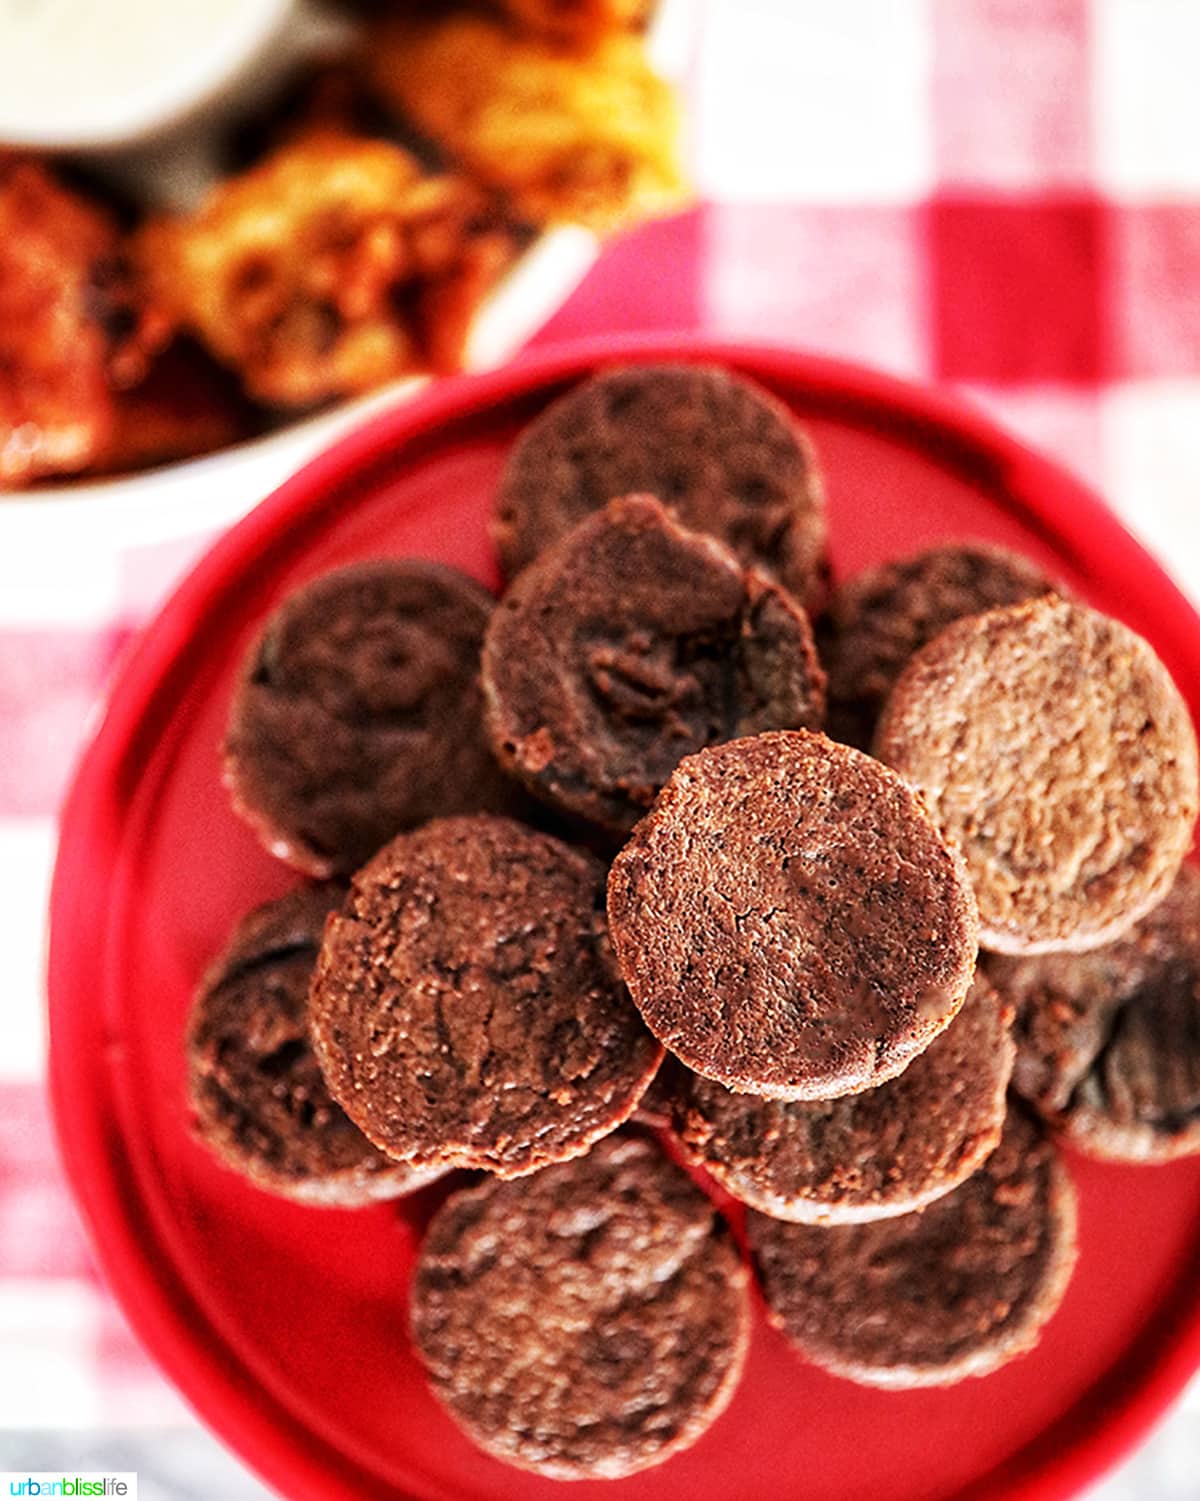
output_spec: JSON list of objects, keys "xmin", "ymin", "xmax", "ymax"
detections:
[{"xmin": 4, "ymin": 1, "xmax": 1200, "ymax": 1494}]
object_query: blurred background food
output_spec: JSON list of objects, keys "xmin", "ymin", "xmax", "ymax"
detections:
[
  {"xmin": 364, "ymin": 12, "xmax": 681, "ymax": 231},
  {"xmin": 0, "ymin": 0, "xmax": 685, "ymax": 491},
  {"xmin": 135, "ymin": 133, "xmax": 517, "ymax": 409}
]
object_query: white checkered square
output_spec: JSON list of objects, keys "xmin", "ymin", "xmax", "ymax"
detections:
[
  {"xmin": 1094, "ymin": 0, "xmax": 1200, "ymax": 194},
  {"xmin": 932, "ymin": 0, "xmax": 1090, "ymax": 188},
  {"xmin": 693, "ymin": 0, "xmax": 934, "ymax": 203},
  {"xmin": 703, "ymin": 204, "xmax": 929, "ymax": 376}
]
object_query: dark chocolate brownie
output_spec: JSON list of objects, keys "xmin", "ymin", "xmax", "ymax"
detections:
[
  {"xmin": 749, "ymin": 1107, "xmax": 1078, "ymax": 1388},
  {"xmin": 309, "ymin": 815, "xmax": 662, "ymax": 1177},
  {"xmin": 821, "ymin": 541, "xmax": 1058, "ymax": 748},
  {"xmin": 223, "ymin": 559, "xmax": 525, "ymax": 877},
  {"xmin": 607, "ymin": 730, "xmax": 979, "ymax": 1100},
  {"xmin": 877, "ymin": 596, "xmax": 1199, "ymax": 954},
  {"xmin": 493, "ymin": 363, "xmax": 829, "ymax": 607},
  {"xmin": 187, "ymin": 886, "xmax": 439, "ymax": 1205},
  {"xmin": 671, "ymin": 970, "xmax": 1014, "ymax": 1222},
  {"xmin": 411, "ymin": 1133, "xmax": 750, "ymax": 1479},
  {"xmin": 988, "ymin": 863, "xmax": 1200, "ymax": 1162},
  {"xmin": 482, "ymin": 494, "xmax": 826, "ymax": 833}
]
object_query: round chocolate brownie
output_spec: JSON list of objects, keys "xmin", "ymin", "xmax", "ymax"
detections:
[
  {"xmin": 749, "ymin": 1107, "xmax": 1078, "ymax": 1388},
  {"xmin": 411, "ymin": 1133, "xmax": 750, "ymax": 1479},
  {"xmin": 482, "ymin": 494, "xmax": 826, "ymax": 833},
  {"xmin": 309, "ymin": 815, "xmax": 662, "ymax": 1177},
  {"xmin": 223, "ymin": 559, "xmax": 524, "ymax": 878},
  {"xmin": 821, "ymin": 541, "xmax": 1058, "ymax": 748},
  {"xmin": 492, "ymin": 363, "xmax": 829, "ymax": 607},
  {"xmin": 671, "ymin": 970, "xmax": 1014, "ymax": 1223},
  {"xmin": 877, "ymin": 596, "xmax": 1199, "ymax": 955},
  {"xmin": 187, "ymin": 885, "xmax": 439, "ymax": 1205},
  {"xmin": 607, "ymin": 730, "xmax": 979, "ymax": 1100},
  {"xmin": 988, "ymin": 863, "xmax": 1200, "ymax": 1162}
]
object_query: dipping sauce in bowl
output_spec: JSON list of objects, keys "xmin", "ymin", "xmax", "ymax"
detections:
[{"xmin": 0, "ymin": 0, "xmax": 292, "ymax": 149}]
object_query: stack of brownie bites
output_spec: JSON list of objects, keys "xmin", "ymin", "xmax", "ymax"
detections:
[{"xmin": 188, "ymin": 363, "xmax": 1200, "ymax": 1479}]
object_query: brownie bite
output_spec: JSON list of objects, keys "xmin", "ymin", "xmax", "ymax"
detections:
[
  {"xmin": 877, "ymin": 596, "xmax": 1199, "ymax": 954},
  {"xmin": 223, "ymin": 559, "xmax": 525, "ymax": 878},
  {"xmin": 607, "ymin": 730, "xmax": 979, "ymax": 1101},
  {"xmin": 988, "ymin": 863, "xmax": 1200, "ymax": 1162},
  {"xmin": 821, "ymin": 541, "xmax": 1058, "ymax": 748},
  {"xmin": 493, "ymin": 362, "xmax": 829, "ymax": 607},
  {"xmin": 671, "ymin": 970, "xmax": 1014, "ymax": 1223},
  {"xmin": 410, "ymin": 1134, "xmax": 750, "ymax": 1479},
  {"xmin": 482, "ymin": 494, "xmax": 826, "ymax": 833},
  {"xmin": 749, "ymin": 1108, "xmax": 1078, "ymax": 1388},
  {"xmin": 187, "ymin": 886, "xmax": 440, "ymax": 1206},
  {"xmin": 309, "ymin": 815, "xmax": 662, "ymax": 1177}
]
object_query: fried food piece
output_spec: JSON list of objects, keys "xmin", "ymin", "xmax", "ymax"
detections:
[
  {"xmin": 0, "ymin": 158, "xmax": 168, "ymax": 486},
  {"xmin": 491, "ymin": 0, "xmax": 651, "ymax": 46},
  {"xmin": 91, "ymin": 340, "xmax": 255, "ymax": 475},
  {"xmin": 136, "ymin": 132, "xmax": 516, "ymax": 409},
  {"xmin": 367, "ymin": 14, "xmax": 684, "ymax": 231}
]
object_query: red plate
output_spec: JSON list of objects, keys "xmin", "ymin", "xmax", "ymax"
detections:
[{"xmin": 49, "ymin": 336, "xmax": 1200, "ymax": 1501}]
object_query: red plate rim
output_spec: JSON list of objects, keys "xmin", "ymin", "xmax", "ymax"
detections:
[{"xmin": 47, "ymin": 332, "xmax": 1200, "ymax": 1501}]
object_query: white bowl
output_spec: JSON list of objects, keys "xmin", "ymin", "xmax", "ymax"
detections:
[
  {"xmin": 0, "ymin": 0, "xmax": 294, "ymax": 151},
  {"xmin": 0, "ymin": 0, "xmax": 693, "ymax": 548}
]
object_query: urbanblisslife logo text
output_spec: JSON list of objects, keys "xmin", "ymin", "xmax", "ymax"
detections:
[{"xmin": 3, "ymin": 1478, "xmax": 135, "ymax": 1498}]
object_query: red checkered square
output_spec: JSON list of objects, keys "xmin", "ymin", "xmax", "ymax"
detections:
[
  {"xmin": 933, "ymin": 0, "xmax": 1091, "ymax": 187},
  {"xmin": 930, "ymin": 196, "xmax": 1104, "ymax": 382}
]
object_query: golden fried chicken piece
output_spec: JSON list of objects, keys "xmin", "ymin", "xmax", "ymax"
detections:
[
  {"xmin": 0, "ymin": 159, "xmax": 168, "ymax": 487},
  {"xmin": 137, "ymin": 132, "xmax": 516, "ymax": 408},
  {"xmin": 367, "ymin": 14, "xmax": 685, "ymax": 232},
  {"xmin": 491, "ymin": 0, "xmax": 651, "ymax": 46}
]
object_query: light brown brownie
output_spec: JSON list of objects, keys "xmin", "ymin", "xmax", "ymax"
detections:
[
  {"xmin": 820, "ymin": 541, "xmax": 1058, "ymax": 748},
  {"xmin": 877, "ymin": 596, "xmax": 1198, "ymax": 954},
  {"xmin": 309, "ymin": 815, "xmax": 662, "ymax": 1177},
  {"xmin": 671, "ymin": 971, "xmax": 1014, "ymax": 1222},
  {"xmin": 187, "ymin": 886, "xmax": 441, "ymax": 1206},
  {"xmin": 411, "ymin": 1134, "xmax": 750, "ymax": 1479},
  {"xmin": 607, "ymin": 731, "xmax": 979, "ymax": 1100},
  {"xmin": 749, "ymin": 1108, "xmax": 1078, "ymax": 1388}
]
